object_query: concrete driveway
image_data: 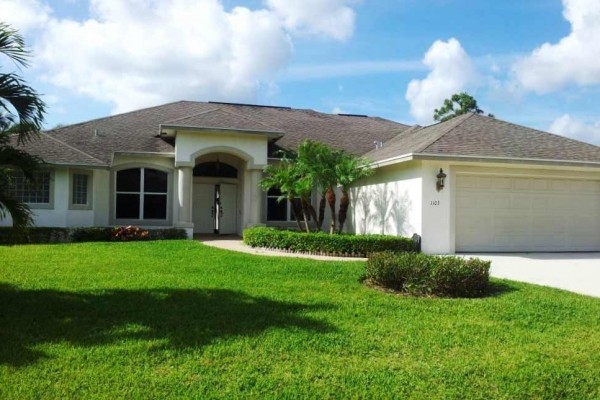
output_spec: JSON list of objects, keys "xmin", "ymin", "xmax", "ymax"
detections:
[{"xmin": 462, "ymin": 253, "xmax": 600, "ymax": 298}]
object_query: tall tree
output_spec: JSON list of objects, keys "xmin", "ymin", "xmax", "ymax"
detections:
[
  {"xmin": 336, "ymin": 153, "xmax": 372, "ymax": 233},
  {"xmin": 0, "ymin": 22, "xmax": 46, "ymax": 228},
  {"xmin": 433, "ymin": 92, "xmax": 494, "ymax": 122}
]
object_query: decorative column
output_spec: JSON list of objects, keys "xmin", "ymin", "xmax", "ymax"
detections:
[
  {"xmin": 176, "ymin": 166, "xmax": 194, "ymax": 237},
  {"xmin": 250, "ymin": 169, "xmax": 263, "ymax": 226}
]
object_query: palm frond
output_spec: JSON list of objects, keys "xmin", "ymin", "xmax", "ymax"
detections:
[
  {"xmin": 0, "ymin": 22, "xmax": 30, "ymax": 67},
  {"xmin": 0, "ymin": 73, "xmax": 46, "ymax": 143}
]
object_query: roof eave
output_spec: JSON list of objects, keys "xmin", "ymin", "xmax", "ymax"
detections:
[
  {"xmin": 159, "ymin": 124, "xmax": 285, "ymax": 139},
  {"xmin": 414, "ymin": 153, "xmax": 600, "ymax": 169}
]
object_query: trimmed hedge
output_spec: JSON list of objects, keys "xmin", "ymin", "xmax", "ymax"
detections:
[
  {"xmin": 364, "ymin": 252, "xmax": 490, "ymax": 298},
  {"xmin": 243, "ymin": 227, "xmax": 418, "ymax": 257},
  {"xmin": 0, "ymin": 227, "xmax": 187, "ymax": 245}
]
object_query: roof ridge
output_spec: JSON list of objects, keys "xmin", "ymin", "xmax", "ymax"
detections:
[
  {"xmin": 414, "ymin": 113, "xmax": 475, "ymax": 153},
  {"xmin": 162, "ymin": 107, "xmax": 221, "ymax": 124},
  {"xmin": 44, "ymin": 133, "xmax": 106, "ymax": 164},
  {"xmin": 45, "ymin": 100, "xmax": 193, "ymax": 133},
  {"xmin": 215, "ymin": 107, "xmax": 283, "ymax": 131}
]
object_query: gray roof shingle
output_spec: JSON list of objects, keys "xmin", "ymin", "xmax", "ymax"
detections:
[
  {"xmin": 366, "ymin": 113, "xmax": 600, "ymax": 164},
  {"xmin": 37, "ymin": 101, "xmax": 409, "ymax": 165},
  {"xmin": 10, "ymin": 134, "xmax": 106, "ymax": 167}
]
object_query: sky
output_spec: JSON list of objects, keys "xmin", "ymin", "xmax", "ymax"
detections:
[{"xmin": 1, "ymin": 0, "xmax": 600, "ymax": 145}]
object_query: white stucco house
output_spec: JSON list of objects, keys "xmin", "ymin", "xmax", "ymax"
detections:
[{"xmin": 5, "ymin": 101, "xmax": 600, "ymax": 253}]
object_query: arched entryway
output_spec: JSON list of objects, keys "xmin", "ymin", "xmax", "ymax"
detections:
[{"xmin": 192, "ymin": 153, "xmax": 242, "ymax": 234}]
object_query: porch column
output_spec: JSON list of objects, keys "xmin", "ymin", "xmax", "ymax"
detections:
[
  {"xmin": 244, "ymin": 168, "xmax": 264, "ymax": 228},
  {"xmin": 176, "ymin": 166, "xmax": 194, "ymax": 237}
]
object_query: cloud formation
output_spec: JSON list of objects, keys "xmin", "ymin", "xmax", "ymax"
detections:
[
  {"xmin": 266, "ymin": 0, "xmax": 356, "ymax": 41},
  {"xmin": 513, "ymin": 0, "xmax": 600, "ymax": 93},
  {"xmin": 0, "ymin": 0, "xmax": 357, "ymax": 113},
  {"xmin": 549, "ymin": 114, "xmax": 600, "ymax": 145},
  {"xmin": 405, "ymin": 38, "xmax": 476, "ymax": 124}
]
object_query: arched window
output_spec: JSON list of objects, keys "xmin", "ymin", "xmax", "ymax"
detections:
[
  {"xmin": 193, "ymin": 161, "xmax": 238, "ymax": 178},
  {"xmin": 116, "ymin": 168, "xmax": 168, "ymax": 220}
]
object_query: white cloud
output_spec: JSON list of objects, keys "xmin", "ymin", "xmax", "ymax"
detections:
[
  {"xmin": 332, "ymin": 106, "xmax": 344, "ymax": 114},
  {"xmin": 405, "ymin": 38, "xmax": 477, "ymax": 124},
  {"xmin": 265, "ymin": 0, "xmax": 356, "ymax": 41},
  {"xmin": 549, "ymin": 114, "xmax": 600, "ymax": 145},
  {"xmin": 0, "ymin": 0, "xmax": 51, "ymax": 33},
  {"xmin": 1, "ymin": 0, "xmax": 358, "ymax": 114},
  {"xmin": 513, "ymin": 0, "xmax": 600, "ymax": 93}
]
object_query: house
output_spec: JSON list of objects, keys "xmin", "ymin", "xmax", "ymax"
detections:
[{"xmin": 4, "ymin": 101, "xmax": 600, "ymax": 253}]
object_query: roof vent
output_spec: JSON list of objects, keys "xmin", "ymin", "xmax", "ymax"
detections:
[
  {"xmin": 338, "ymin": 113, "xmax": 368, "ymax": 118},
  {"xmin": 208, "ymin": 101, "xmax": 292, "ymax": 110},
  {"xmin": 374, "ymin": 140, "xmax": 384, "ymax": 149},
  {"xmin": 94, "ymin": 128, "xmax": 99, "ymax": 137}
]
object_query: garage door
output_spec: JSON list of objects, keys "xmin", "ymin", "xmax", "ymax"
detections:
[{"xmin": 455, "ymin": 174, "xmax": 600, "ymax": 252}]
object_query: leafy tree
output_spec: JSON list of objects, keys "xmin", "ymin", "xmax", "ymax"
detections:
[
  {"xmin": 433, "ymin": 92, "xmax": 494, "ymax": 122},
  {"xmin": 0, "ymin": 22, "xmax": 46, "ymax": 228},
  {"xmin": 260, "ymin": 157, "xmax": 306, "ymax": 232},
  {"xmin": 335, "ymin": 153, "xmax": 372, "ymax": 233}
]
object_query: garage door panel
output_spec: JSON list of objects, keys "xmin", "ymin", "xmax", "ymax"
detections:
[{"xmin": 456, "ymin": 175, "xmax": 600, "ymax": 252}]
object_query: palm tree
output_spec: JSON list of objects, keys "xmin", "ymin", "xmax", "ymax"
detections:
[
  {"xmin": 0, "ymin": 22, "xmax": 46, "ymax": 228},
  {"xmin": 297, "ymin": 140, "xmax": 338, "ymax": 233},
  {"xmin": 336, "ymin": 153, "xmax": 373, "ymax": 233},
  {"xmin": 260, "ymin": 157, "xmax": 306, "ymax": 232}
]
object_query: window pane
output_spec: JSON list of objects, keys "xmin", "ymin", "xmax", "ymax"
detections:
[
  {"xmin": 116, "ymin": 194, "xmax": 140, "ymax": 219},
  {"xmin": 193, "ymin": 162, "xmax": 238, "ymax": 178},
  {"xmin": 144, "ymin": 169, "xmax": 168, "ymax": 193},
  {"xmin": 290, "ymin": 198, "xmax": 303, "ymax": 221},
  {"xmin": 116, "ymin": 169, "xmax": 141, "ymax": 192},
  {"xmin": 72, "ymin": 174, "xmax": 88, "ymax": 205},
  {"xmin": 9, "ymin": 171, "xmax": 50, "ymax": 204},
  {"xmin": 267, "ymin": 198, "xmax": 287, "ymax": 221},
  {"xmin": 267, "ymin": 187, "xmax": 282, "ymax": 196},
  {"xmin": 143, "ymin": 194, "xmax": 167, "ymax": 219}
]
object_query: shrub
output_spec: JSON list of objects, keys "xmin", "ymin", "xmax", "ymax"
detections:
[
  {"xmin": 365, "ymin": 252, "xmax": 490, "ymax": 297},
  {"xmin": 0, "ymin": 226, "xmax": 187, "ymax": 244},
  {"xmin": 112, "ymin": 226, "xmax": 149, "ymax": 241},
  {"xmin": 243, "ymin": 227, "xmax": 418, "ymax": 257}
]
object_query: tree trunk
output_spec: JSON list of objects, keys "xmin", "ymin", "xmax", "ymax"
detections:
[
  {"xmin": 308, "ymin": 203, "xmax": 319, "ymax": 232},
  {"xmin": 317, "ymin": 193, "xmax": 326, "ymax": 231},
  {"xmin": 300, "ymin": 198, "xmax": 311, "ymax": 233},
  {"xmin": 326, "ymin": 187, "xmax": 336, "ymax": 234},
  {"xmin": 338, "ymin": 189, "xmax": 349, "ymax": 233},
  {"xmin": 289, "ymin": 198, "xmax": 303, "ymax": 231}
]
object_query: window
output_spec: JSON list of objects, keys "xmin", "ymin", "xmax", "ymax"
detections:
[
  {"xmin": 9, "ymin": 171, "xmax": 51, "ymax": 205},
  {"xmin": 266, "ymin": 188, "xmax": 302, "ymax": 222},
  {"xmin": 115, "ymin": 168, "xmax": 168, "ymax": 220},
  {"xmin": 193, "ymin": 161, "xmax": 238, "ymax": 178}
]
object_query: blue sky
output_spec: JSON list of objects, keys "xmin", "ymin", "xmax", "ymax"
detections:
[{"xmin": 2, "ymin": 0, "xmax": 600, "ymax": 144}]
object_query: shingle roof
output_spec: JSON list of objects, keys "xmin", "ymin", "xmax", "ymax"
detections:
[
  {"xmin": 38, "ymin": 101, "xmax": 409, "ymax": 165},
  {"xmin": 366, "ymin": 113, "xmax": 600, "ymax": 164},
  {"xmin": 162, "ymin": 108, "xmax": 283, "ymax": 133},
  {"xmin": 10, "ymin": 134, "xmax": 106, "ymax": 167}
]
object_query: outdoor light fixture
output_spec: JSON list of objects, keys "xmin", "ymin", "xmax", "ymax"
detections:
[{"xmin": 436, "ymin": 168, "xmax": 447, "ymax": 192}]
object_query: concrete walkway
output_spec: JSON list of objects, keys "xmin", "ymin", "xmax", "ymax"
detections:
[
  {"xmin": 197, "ymin": 235, "xmax": 367, "ymax": 262},
  {"xmin": 198, "ymin": 236, "xmax": 600, "ymax": 297},
  {"xmin": 462, "ymin": 253, "xmax": 600, "ymax": 298}
]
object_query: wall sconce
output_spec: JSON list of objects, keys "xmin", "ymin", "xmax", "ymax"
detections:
[{"xmin": 436, "ymin": 168, "xmax": 447, "ymax": 192}]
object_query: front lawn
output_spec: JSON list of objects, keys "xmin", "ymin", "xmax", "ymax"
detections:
[{"xmin": 1, "ymin": 241, "xmax": 598, "ymax": 399}]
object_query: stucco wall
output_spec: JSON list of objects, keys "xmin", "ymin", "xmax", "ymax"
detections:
[
  {"xmin": 348, "ymin": 161, "xmax": 422, "ymax": 237},
  {"xmin": 0, "ymin": 167, "xmax": 99, "ymax": 228},
  {"xmin": 175, "ymin": 131, "xmax": 268, "ymax": 168}
]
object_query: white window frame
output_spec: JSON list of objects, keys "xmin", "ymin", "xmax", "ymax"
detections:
[
  {"xmin": 9, "ymin": 170, "xmax": 54, "ymax": 209},
  {"xmin": 112, "ymin": 166, "xmax": 171, "ymax": 225},
  {"xmin": 69, "ymin": 170, "xmax": 93, "ymax": 210}
]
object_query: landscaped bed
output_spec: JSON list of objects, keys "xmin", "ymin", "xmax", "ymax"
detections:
[{"xmin": 0, "ymin": 241, "xmax": 598, "ymax": 399}]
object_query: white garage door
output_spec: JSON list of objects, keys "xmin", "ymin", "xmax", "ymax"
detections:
[{"xmin": 456, "ymin": 174, "xmax": 600, "ymax": 252}]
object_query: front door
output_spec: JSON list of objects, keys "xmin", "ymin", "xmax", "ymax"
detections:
[{"xmin": 192, "ymin": 183, "xmax": 237, "ymax": 234}]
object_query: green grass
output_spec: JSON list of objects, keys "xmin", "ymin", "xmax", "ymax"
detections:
[{"xmin": 0, "ymin": 241, "xmax": 599, "ymax": 399}]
